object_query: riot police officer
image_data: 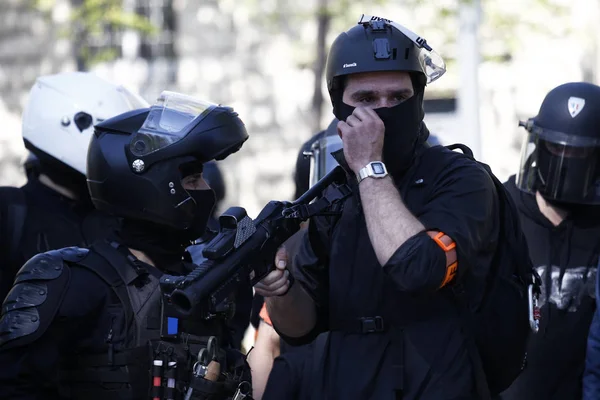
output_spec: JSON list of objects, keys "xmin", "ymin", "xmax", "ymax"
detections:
[
  {"xmin": 502, "ymin": 82, "xmax": 600, "ymax": 399},
  {"xmin": 0, "ymin": 72, "xmax": 148, "ymax": 301},
  {"xmin": 0, "ymin": 91, "xmax": 252, "ymax": 399}
]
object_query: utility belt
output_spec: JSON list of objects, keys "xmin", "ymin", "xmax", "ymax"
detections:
[
  {"xmin": 329, "ymin": 316, "xmax": 387, "ymax": 334},
  {"xmin": 328, "ymin": 314, "xmax": 405, "ymax": 395},
  {"xmin": 59, "ymin": 334, "xmax": 252, "ymax": 400}
]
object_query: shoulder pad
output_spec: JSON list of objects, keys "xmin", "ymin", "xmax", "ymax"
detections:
[
  {"xmin": 55, "ymin": 246, "xmax": 89, "ymax": 263},
  {"xmin": 13, "ymin": 247, "xmax": 88, "ymax": 284},
  {"xmin": 0, "ymin": 249, "xmax": 76, "ymax": 349}
]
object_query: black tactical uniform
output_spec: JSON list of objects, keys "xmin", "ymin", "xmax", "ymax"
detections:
[{"xmin": 0, "ymin": 92, "xmax": 252, "ymax": 400}]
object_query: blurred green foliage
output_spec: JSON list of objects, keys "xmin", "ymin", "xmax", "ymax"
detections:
[{"xmin": 32, "ymin": 0, "xmax": 156, "ymax": 70}]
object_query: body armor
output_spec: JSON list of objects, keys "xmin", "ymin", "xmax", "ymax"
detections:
[{"xmin": 0, "ymin": 241, "xmax": 251, "ymax": 400}]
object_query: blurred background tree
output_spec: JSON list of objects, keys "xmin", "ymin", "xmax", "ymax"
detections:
[
  {"xmin": 245, "ymin": 0, "xmax": 571, "ymax": 132},
  {"xmin": 32, "ymin": 0, "xmax": 156, "ymax": 71}
]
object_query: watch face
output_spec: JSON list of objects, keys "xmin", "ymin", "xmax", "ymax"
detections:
[{"xmin": 372, "ymin": 162, "xmax": 385, "ymax": 174}]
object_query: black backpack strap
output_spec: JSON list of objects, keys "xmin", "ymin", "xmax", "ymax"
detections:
[
  {"xmin": 75, "ymin": 242, "xmax": 135, "ymax": 331},
  {"xmin": 445, "ymin": 143, "xmax": 474, "ymax": 158},
  {"xmin": 0, "ymin": 187, "xmax": 28, "ymax": 272},
  {"xmin": 445, "ymin": 145, "xmax": 539, "ymax": 286},
  {"xmin": 440, "ymin": 145, "xmax": 495, "ymax": 399},
  {"xmin": 444, "ymin": 144, "xmax": 540, "ymax": 395}
]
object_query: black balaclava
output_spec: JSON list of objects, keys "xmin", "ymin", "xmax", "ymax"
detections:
[
  {"xmin": 537, "ymin": 144, "xmax": 600, "ymax": 225},
  {"xmin": 333, "ymin": 80, "xmax": 427, "ymax": 176},
  {"xmin": 544, "ymin": 198, "xmax": 600, "ymax": 227},
  {"xmin": 118, "ymin": 189, "xmax": 216, "ymax": 268},
  {"xmin": 36, "ymin": 158, "xmax": 95, "ymax": 210}
]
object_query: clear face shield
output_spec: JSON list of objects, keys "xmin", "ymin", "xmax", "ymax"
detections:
[
  {"xmin": 130, "ymin": 91, "xmax": 218, "ymax": 157},
  {"xmin": 358, "ymin": 15, "xmax": 447, "ymax": 84},
  {"xmin": 304, "ymin": 134, "xmax": 344, "ymax": 188},
  {"xmin": 515, "ymin": 120, "xmax": 600, "ymax": 205}
]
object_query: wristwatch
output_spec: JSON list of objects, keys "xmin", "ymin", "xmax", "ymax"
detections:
[{"xmin": 356, "ymin": 161, "xmax": 388, "ymax": 184}]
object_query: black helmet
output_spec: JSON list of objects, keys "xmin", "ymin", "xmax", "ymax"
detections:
[
  {"xmin": 325, "ymin": 14, "xmax": 446, "ymax": 113},
  {"xmin": 516, "ymin": 82, "xmax": 600, "ymax": 205},
  {"xmin": 87, "ymin": 91, "xmax": 248, "ymax": 232}
]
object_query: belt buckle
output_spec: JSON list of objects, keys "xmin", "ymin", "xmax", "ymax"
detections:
[{"xmin": 360, "ymin": 316, "xmax": 384, "ymax": 333}]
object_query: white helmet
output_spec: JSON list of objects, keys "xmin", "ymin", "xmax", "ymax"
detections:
[{"xmin": 22, "ymin": 72, "xmax": 149, "ymax": 176}]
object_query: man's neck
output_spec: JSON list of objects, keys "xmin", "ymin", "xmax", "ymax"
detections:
[
  {"xmin": 128, "ymin": 248, "xmax": 156, "ymax": 267},
  {"xmin": 38, "ymin": 173, "xmax": 79, "ymax": 201},
  {"xmin": 536, "ymin": 191, "xmax": 568, "ymax": 227}
]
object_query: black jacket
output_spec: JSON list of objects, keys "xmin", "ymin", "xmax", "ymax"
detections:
[
  {"xmin": 274, "ymin": 145, "xmax": 500, "ymax": 400},
  {"xmin": 0, "ymin": 179, "xmax": 118, "ymax": 301},
  {"xmin": 501, "ymin": 176, "xmax": 600, "ymax": 400}
]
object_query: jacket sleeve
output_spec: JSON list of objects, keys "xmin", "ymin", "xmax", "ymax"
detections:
[
  {"xmin": 382, "ymin": 156, "xmax": 499, "ymax": 293},
  {"xmin": 0, "ymin": 261, "xmax": 107, "ymax": 399},
  {"xmin": 273, "ymin": 212, "xmax": 333, "ymax": 346},
  {"xmin": 583, "ymin": 280, "xmax": 600, "ymax": 400}
]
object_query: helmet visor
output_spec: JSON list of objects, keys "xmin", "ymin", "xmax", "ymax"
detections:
[
  {"xmin": 358, "ymin": 15, "xmax": 446, "ymax": 84},
  {"xmin": 516, "ymin": 122, "xmax": 600, "ymax": 204},
  {"xmin": 130, "ymin": 91, "xmax": 217, "ymax": 157},
  {"xmin": 308, "ymin": 134, "xmax": 343, "ymax": 188}
]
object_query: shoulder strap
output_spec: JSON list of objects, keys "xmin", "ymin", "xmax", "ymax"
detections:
[
  {"xmin": 444, "ymin": 144, "xmax": 535, "ymax": 282},
  {"xmin": 0, "ymin": 187, "xmax": 28, "ymax": 270},
  {"xmin": 445, "ymin": 143, "xmax": 474, "ymax": 158},
  {"xmin": 443, "ymin": 144, "xmax": 538, "ymax": 397},
  {"xmin": 75, "ymin": 242, "xmax": 135, "ymax": 332},
  {"xmin": 436, "ymin": 145, "xmax": 493, "ymax": 399}
]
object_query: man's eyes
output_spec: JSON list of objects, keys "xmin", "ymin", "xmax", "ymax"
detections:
[
  {"xmin": 358, "ymin": 96, "xmax": 375, "ymax": 103},
  {"xmin": 358, "ymin": 95, "xmax": 409, "ymax": 103}
]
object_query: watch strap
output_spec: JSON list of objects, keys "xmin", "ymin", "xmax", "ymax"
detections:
[{"xmin": 357, "ymin": 161, "xmax": 388, "ymax": 184}]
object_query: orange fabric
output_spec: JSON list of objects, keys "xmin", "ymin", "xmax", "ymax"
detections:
[
  {"xmin": 429, "ymin": 231, "xmax": 456, "ymax": 252},
  {"xmin": 426, "ymin": 231, "xmax": 458, "ymax": 288},
  {"xmin": 259, "ymin": 302, "xmax": 273, "ymax": 326}
]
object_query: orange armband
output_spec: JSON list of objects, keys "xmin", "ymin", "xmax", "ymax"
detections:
[{"xmin": 426, "ymin": 231, "xmax": 458, "ymax": 288}]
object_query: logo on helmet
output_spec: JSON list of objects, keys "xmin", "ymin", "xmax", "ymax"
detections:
[
  {"xmin": 369, "ymin": 16, "xmax": 391, "ymax": 23},
  {"xmin": 568, "ymin": 97, "xmax": 585, "ymax": 118},
  {"xmin": 343, "ymin": 63, "xmax": 357, "ymax": 69}
]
